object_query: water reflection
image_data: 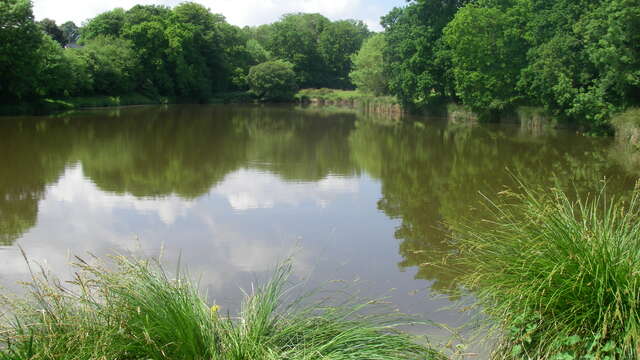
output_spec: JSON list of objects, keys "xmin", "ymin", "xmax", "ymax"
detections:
[
  {"xmin": 0, "ymin": 105, "xmax": 637, "ymax": 335},
  {"xmin": 351, "ymin": 119, "xmax": 637, "ymax": 295}
]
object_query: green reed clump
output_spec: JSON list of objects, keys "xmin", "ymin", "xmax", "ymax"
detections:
[
  {"xmin": 453, "ymin": 183, "xmax": 640, "ymax": 359},
  {"xmin": 0, "ymin": 255, "xmax": 444, "ymax": 360}
]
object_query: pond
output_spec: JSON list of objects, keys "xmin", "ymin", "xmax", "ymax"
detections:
[{"xmin": 0, "ymin": 104, "xmax": 637, "ymax": 354}]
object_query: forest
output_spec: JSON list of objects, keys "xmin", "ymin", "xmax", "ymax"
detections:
[{"xmin": 1, "ymin": 0, "xmax": 639, "ymax": 131}]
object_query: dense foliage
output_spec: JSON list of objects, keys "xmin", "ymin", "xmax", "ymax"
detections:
[
  {"xmin": 0, "ymin": 1, "xmax": 370, "ymax": 104},
  {"xmin": 349, "ymin": 34, "xmax": 388, "ymax": 96},
  {"xmin": 452, "ymin": 184, "xmax": 640, "ymax": 358},
  {"xmin": 250, "ymin": 13, "xmax": 370, "ymax": 88},
  {"xmin": 377, "ymin": 0, "xmax": 640, "ymax": 131},
  {"xmin": 2, "ymin": 0, "xmax": 638, "ymax": 129},
  {"xmin": 247, "ymin": 60, "xmax": 298, "ymax": 101}
]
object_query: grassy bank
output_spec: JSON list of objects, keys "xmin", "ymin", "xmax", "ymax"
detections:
[
  {"xmin": 452, "ymin": 183, "xmax": 640, "ymax": 359},
  {"xmin": 0, "ymin": 94, "xmax": 164, "ymax": 116},
  {"xmin": 0, "ymin": 255, "xmax": 444, "ymax": 360},
  {"xmin": 295, "ymin": 89, "xmax": 403, "ymax": 116},
  {"xmin": 0, "ymin": 92, "xmax": 257, "ymax": 116}
]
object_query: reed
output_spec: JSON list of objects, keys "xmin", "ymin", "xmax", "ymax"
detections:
[
  {"xmin": 0, "ymin": 255, "xmax": 444, "ymax": 360},
  {"xmin": 453, "ymin": 183, "xmax": 640, "ymax": 359}
]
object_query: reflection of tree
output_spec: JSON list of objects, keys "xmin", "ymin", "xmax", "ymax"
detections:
[
  {"xmin": 0, "ymin": 105, "xmax": 364, "ymax": 244},
  {"xmin": 72, "ymin": 106, "xmax": 250, "ymax": 199},
  {"xmin": 73, "ymin": 105, "xmax": 360, "ymax": 197},
  {"xmin": 350, "ymin": 120, "xmax": 637, "ymax": 296},
  {"xmin": 240, "ymin": 106, "xmax": 359, "ymax": 181},
  {"xmin": 1, "ymin": 104, "xmax": 636, "ymax": 262},
  {"xmin": 0, "ymin": 120, "xmax": 72, "ymax": 244}
]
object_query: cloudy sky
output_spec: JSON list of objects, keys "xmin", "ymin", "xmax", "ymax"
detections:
[{"xmin": 32, "ymin": 0, "xmax": 405, "ymax": 31}]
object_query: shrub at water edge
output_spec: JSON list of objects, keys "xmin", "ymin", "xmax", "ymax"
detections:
[{"xmin": 452, "ymin": 183, "xmax": 640, "ymax": 359}]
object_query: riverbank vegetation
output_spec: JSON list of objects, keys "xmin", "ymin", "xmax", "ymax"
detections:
[
  {"xmin": 2, "ymin": 0, "xmax": 638, "ymax": 131},
  {"xmin": 0, "ymin": 255, "xmax": 444, "ymax": 360},
  {"xmin": 370, "ymin": 0, "xmax": 640, "ymax": 133},
  {"xmin": 0, "ymin": 0, "xmax": 640, "ymax": 132},
  {"xmin": 451, "ymin": 183, "xmax": 640, "ymax": 359},
  {"xmin": 0, "ymin": 0, "xmax": 369, "ymax": 108}
]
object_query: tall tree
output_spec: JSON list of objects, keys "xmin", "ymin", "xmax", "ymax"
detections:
[
  {"xmin": 382, "ymin": 0, "xmax": 467, "ymax": 110},
  {"xmin": 0, "ymin": 0, "xmax": 43, "ymax": 102},
  {"xmin": 266, "ymin": 13, "xmax": 331, "ymax": 87},
  {"xmin": 318, "ymin": 20, "xmax": 370, "ymax": 88},
  {"xmin": 80, "ymin": 8, "xmax": 126, "ymax": 41},
  {"xmin": 60, "ymin": 21, "xmax": 80, "ymax": 44},
  {"xmin": 443, "ymin": 0, "xmax": 529, "ymax": 112},
  {"xmin": 38, "ymin": 18, "xmax": 66, "ymax": 46},
  {"xmin": 350, "ymin": 33, "xmax": 388, "ymax": 95}
]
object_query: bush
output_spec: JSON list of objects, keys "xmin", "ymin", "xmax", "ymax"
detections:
[
  {"xmin": 452, "ymin": 183, "xmax": 640, "ymax": 359},
  {"xmin": 76, "ymin": 36, "xmax": 139, "ymax": 95},
  {"xmin": 247, "ymin": 60, "xmax": 298, "ymax": 102}
]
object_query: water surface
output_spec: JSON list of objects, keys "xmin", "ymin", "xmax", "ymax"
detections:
[{"xmin": 0, "ymin": 104, "xmax": 637, "ymax": 352}]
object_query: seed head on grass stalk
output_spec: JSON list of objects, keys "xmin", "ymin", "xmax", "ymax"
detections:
[
  {"xmin": 0, "ymin": 253, "xmax": 445, "ymax": 359},
  {"xmin": 451, "ymin": 180, "xmax": 640, "ymax": 359}
]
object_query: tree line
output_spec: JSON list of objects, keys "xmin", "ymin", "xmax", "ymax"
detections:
[
  {"xmin": 2, "ymin": 0, "xmax": 638, "ymax": 131},
  {"xmin": 350, "ymin": 0, "xmax": 639, "ymax": 131},
  {"xmin": 0, "ymin": 0, "xmax": 370, "ymax": 104}
]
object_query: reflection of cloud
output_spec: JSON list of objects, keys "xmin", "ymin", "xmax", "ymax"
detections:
[
  {"xmin": 49, "ymin": 164, "xmax": 194, "ymax": 225},
  {"xmin": 0, "ymin": 165, "xmax": 315, "ymax": 299},
  {"xmin": 214, "ymin": 170, "xmax": 360, "ymax": 211}
]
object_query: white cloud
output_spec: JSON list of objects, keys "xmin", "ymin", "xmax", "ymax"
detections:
[{"xmin": 32, "ymin": 0, "xmax": 394, "ymax": 31}]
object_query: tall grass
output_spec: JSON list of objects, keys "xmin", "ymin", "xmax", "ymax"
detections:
[
  {"xmin": 0, "ymin": 254, "xmax": 444, "ymax": 360},
  {"xmin": 452, "ymin": 183, "xmax": 640, "ymax": 359}
]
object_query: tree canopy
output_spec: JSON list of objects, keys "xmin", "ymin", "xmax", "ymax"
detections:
[
  {"xmin": 1, "ymin": 0, "xmax": 638, "ymax": 130},
  {"xmin": 374, "ymin": 0, "xmax": 640, "ymax": 131},
  {"xmin": 349, "ymin": 33, "xmax": 388, "ymax": 96}
]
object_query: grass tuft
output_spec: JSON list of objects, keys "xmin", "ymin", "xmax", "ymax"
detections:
[
  {"xmin": 452, "ymin": 182, "xmax": 640, "ymax": 359},
  {"xmin": 0, "ymin": 255, "xmax": 444, "ymax": 360}
]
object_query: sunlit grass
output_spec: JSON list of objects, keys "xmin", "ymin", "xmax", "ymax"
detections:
[
  {"xmin": 0, "ymin": 254, "xmax": 444, "ymax": 360},
  {"xmin": 295, "ymin": 88, "xmax": 399, "ymax": 105},
  {"xmin": 452, "ymin": 182, "xmax": 640, "ymax": 359}
]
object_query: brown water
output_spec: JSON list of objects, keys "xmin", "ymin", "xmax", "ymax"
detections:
[{"xmin": 0, "ymin": 104, "xmax": 637, "ymax": 354}]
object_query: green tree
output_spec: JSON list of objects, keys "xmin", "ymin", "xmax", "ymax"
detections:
[
  {"xmin": 318, "ymin": 20, "xmax": 371, "ymax": 88},
  {"xmin": 382, "ymin": 0, "xmax": 467, "ymax": 110},
  {"xmin": 63, "ymin": 48, "xmax": 93, "ymax": 95},
  {"xmin": 247, "ymin": 60, "xmax": 298, "ymax": 101},
  {"xmin": 208, "ymin": 15, "xmax": 253, "ymax": 92},
  {"xmin": 38, "ymin": 18, "xmax": 66, "ymax": 46},
  {"xmin": 122, "ymin": 20, "xmax": 173, "ymax": 96},
  {"xmin": 60, "ymin": 21, "xmax": 80, "ymax": 44},
  {"xmin": 80, "ymin": 8, "xmax": 126, "ymax": 41},
  {"xmin": 124, "ymin": 4, "xmax": 171, "ymax": 27},
  {"xmin": 245, "ymin": 39, "xmax": 271, "ymax": 65},
  {"xmin": 77, "ymin": 36, "xmax": 138, "ymax": 95},
  {"xmin": 581, "ymin": 0, "xmax": 640, "ymax": 108},
  {"xmin": 350, "ymin": 33, "xmax": 388, "ymax": 95},
  {"xmin": 0, "ymin": 0, "xmax": 43, "ymax": 102},
  {"xmin": 35, "ymin": 35, "xmax": 76, "ymax": 97},
  {"xmin": 443, "ymin": 1, "xmax": 529, "ymax": 112},
  {"xmin": 266, "ymin": 13, "xmax": 331, "ymax": 87}
]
